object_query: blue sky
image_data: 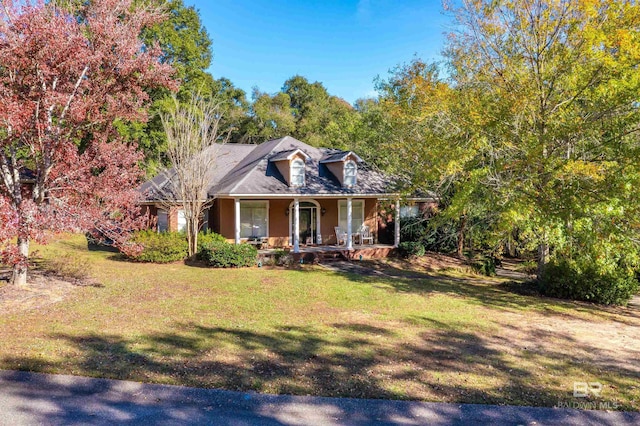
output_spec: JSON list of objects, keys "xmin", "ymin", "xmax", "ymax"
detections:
[{"xmin": 187, "ymin": 0, "xmax": 452, "ymax": 104}]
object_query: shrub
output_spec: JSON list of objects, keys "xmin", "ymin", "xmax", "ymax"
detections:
[
  {"xmin": 197, "ymin": 231, "xmax": 226, "ymax": 257},
  {"xmin": 128, "ymin": 230, "xmax": 188, "ymax": 263},
  {"xmin": 199, "ymin": 241, "xmax": 258, "ymax": 268},
  {"xmin": 398, "ymin": 241, "xmax": 426, "ymax": 258},
  {"xmin": 540, "ymin": 257, "xmax": 639, "ymax": 305},
  {"xmin": 471, "ymin": 256, "xmax": 497, "ymax": 276}
]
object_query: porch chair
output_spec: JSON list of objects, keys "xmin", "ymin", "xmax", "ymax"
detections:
[
  {"xmin": 359, "ymin": 225, "xmax": 374, "ymax": 245},
  {"xmin": 334, "ymin": 226, "xmax": 347, "ymax": 246}
]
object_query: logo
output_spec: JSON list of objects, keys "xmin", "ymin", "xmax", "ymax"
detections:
[{"xmin": 573, "ymin": 382, "xmax": 603, "ymax": 398}]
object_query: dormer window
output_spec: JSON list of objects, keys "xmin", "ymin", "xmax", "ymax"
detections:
[
  {"xmin": 291, "ymin": 158, "xmax": 305, "ymax": 187},
  {"xmin": 344, "ymin": 160, "xmax": 357, "ymax": 187}
]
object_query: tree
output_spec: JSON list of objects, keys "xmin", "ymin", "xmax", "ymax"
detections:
[
  {"xmin": 445, "ymin": 0, "xmax": 640, "ymax": 278},
  {"xmin": 0, "ymin": 0, "xmax": 175, "ymax": 285},
  {"xmin": 282, "ymin": 75, "xmax": 358, "ymax": 148},
  {"xmin": 114, "ymin": 0, "xmax": 249, "ymax": 173},
  {"xmin": 159, "ymin": 94, "xmax": 232, "ymax": 258},
  {"xmin": 240, "ymin": 89, "xmax": 296, "ymax": 143}
]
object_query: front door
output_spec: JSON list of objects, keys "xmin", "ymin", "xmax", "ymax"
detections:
[
  {"xmin": 299, "ymin": 208, "xmax": 312, "ymax": 244},
  {"xmin": 289, "ymin": 201, "xmax": 319, "ymax": 246}
]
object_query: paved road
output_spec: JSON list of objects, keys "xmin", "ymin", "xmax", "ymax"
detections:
[{"xmin": 1, "ymin": 370, "xmax": 638, "ymax": 425}]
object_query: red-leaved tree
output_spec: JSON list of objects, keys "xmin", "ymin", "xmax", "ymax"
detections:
[{"xmin": 0, "ymin": 0, "xmax": 175, "ymax": 285}]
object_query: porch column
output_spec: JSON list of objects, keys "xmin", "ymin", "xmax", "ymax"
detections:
[
  {"xmin": 316, "ymin": 203, "xmax": 322, "ymax": 244},
  {"xmin": 234, "ymin": 198, "xmax": 240, "ymax": 245},
  {"xmin": 394, "ymin": 198, "xmax": 401, "ymax": 248},
  {"xmin": 346, "ymin": 197, "xmax": 353, "ymax": 250},
  {"xmin": 293, "ymin": 197, "xmax": 300, "ymax": 253}
]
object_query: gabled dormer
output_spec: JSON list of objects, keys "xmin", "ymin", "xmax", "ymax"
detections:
[
  {"xmin": 320, "ymin": 151, "xmax": 363, "ymax": 188},
  {"xmin": 269, "ymin": 148, "xmax": 310, "ymax": 187}
]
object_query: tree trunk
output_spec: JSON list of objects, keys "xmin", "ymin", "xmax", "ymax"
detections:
[
  {"xmin": 537, "ymin": 241, "xmax": 549, "ymax": 280},
  {"xmin": 457, "ymin": 215, "xmax": 466, "ymax": 258},
  {"xmin": 187, "ymin": 216, "xmax": 198, "ymax": 258},
  {"xmin": 11, "ymin": 237, "xmax": 29, "ymax": 286}
]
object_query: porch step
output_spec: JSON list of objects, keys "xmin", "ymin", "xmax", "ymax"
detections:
[{"xmin": 316, "ymin": 251, "xmax": 346, "ymax": 262}]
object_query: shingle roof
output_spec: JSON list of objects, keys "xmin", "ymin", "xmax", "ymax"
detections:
[
  {"xmin": 268, "ymin": 148, "xmax": 310, "ymax": 162},
  {"xmin": 319, "ymin": 150, "xmax": 363, "ymax": 163},
  {"xmin": 141, "ymin": 136, "xmax": 403, "ymax": 201},
  {"xmin": 139, "ymin": 143, "xmax": 257, "ymax": 202}
]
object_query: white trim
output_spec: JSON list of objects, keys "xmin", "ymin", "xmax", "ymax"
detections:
[
  {"xmin": 346, "ymin": 197, "xmax": 353, "ymax": 250},
  {"xmin": 293, "ymin": 198, "xmax": 300, "ymax": 253},
  {"xmin": 288, "ymin": 199, "xmax": 322, "ymax": 245},
  {"xmin": 238, "ymin": 199, "xmax": 270, "ymax": 240},
  {"xmin": 234, "ymin": 198, "xmax": 240, "ymax": 244}
]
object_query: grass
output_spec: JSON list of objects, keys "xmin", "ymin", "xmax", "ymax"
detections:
[{"xmin": 1, "ymin": 234, "xmax": 639, "ymax": 411}]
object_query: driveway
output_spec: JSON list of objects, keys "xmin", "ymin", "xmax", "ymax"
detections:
[{"xmin": 0, "ymin": 370, "xmax": 638, "ymax": 425}]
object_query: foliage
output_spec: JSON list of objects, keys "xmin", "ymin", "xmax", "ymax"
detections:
[
  {"xmin": 0, "ymin": 0, "xmax": 175, "ymax": 285},
  {"xmin": 197, "ymin": 231, "xmax": 226, "ymax": 255},
  {"xmin": 400, "ymin": 217, "xmax": 459, "ymax": 254},
  {"xmin": 398, "ymin": 241, "xmax": 426, "ymax": 258},
  {"xmin": 158, "ymin": 93, "xmax": 232, "ymax": 257},
  {"xmin": 471, "ymin": 257, "xmax": 497, "ymax": 277},
  {"xmin": 121, "ymin": 0, "xmax": 250, "ymax": 172},
  {"xmin": 237, "ymin": 76, "xmax": 358, "ymax": 148},
  {"xmin": 444, "ymin": 0, "xmax": 640, "ymax": 275},
  {"xmin": 128, "ymin": 231, "xmax": 188, "ymax": 263},
  {"xmin": 199, "ymin": 241, "xmax": 258, "ymax": 268},
  {"xmin": 540, "ymin": 255, "xmax": 639, "ymax": 306}
]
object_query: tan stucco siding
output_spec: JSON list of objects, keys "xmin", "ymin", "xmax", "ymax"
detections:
[
  {"xmin": 217, "ymin": 198, "xmax": 236, "ymax": 239},
  {"xmin": 319, "ymin": 198, "xmax": 339, "ymax": 244},
  {"xmin": 268, "ymin": 198, "xmax": 290, "ymax": 247}
]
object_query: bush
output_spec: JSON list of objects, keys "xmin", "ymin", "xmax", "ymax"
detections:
[
  {"xmin": 540, "ymin": 257, "xmax": 639, "ymax": 305},
  {"xmin": 398, "ymin": 241, "xmax": 426, "ymax": 258},
  {"xmin": 197, "ymin": 231, "xmax": 226, "ymax": 257},
  {"xmin": 471, "ymin": 256, "xmax": 497, "ymax": 276},
  {"xmin": 128, "ymin": 230, "xmax": 188, "ymax": 263},
  {"xmin": 400, "ymin": 217, "xmax": 458, "ymax": 254},
  {"xmin": 199, "ymin": 241, "xmax": 258, "ymax": 268}
]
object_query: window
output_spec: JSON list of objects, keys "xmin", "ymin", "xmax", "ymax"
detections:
[
  {"xmin": 177, "ymin": 209, "xmax": 187, "ymax": 232},
  {"xmin": 338, "ymin": 199, "xmax": 365, "ymax": 232},
  {"xmin": 344, "ymin": 160, "xmax": 357, "ymax": 187},
  {"xmin": 290, "ymin": 158, "xmax": 305, "ymax": 187},
  {"xmin": 157, "ymin": 209, "xmax": 168, "ymax": 232},
  {"xmin": 400, "ymin": 204, "xmax": 420, "ymax": 218},
  {"xmin": 240, "ymin": 201, "xmax": 268, "ymax": 238}
]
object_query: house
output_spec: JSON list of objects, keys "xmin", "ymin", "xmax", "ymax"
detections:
[{"xmin": 140, "ymin": 136, "xmax": 434, "ymax": 253}]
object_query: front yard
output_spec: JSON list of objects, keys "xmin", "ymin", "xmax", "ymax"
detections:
[{"xmin": 0, "ymin": 235, "xmax": 639, "ymax": 410}]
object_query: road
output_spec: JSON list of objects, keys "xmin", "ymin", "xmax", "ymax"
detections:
[{"xmin": 0, "ymin": 370, "xmax": 638, "ymax": 425}]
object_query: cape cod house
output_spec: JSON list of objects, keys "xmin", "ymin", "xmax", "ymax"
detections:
[{"xmin": 140, "ymin": 136, "xmax": 433, "ymax": 255}]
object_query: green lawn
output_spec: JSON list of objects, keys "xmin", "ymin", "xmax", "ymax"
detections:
[{"xmin": 1, "ymin": 234, "xmax": 639, "ymax": 410}]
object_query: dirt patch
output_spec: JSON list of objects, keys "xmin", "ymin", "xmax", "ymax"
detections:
[{"xmin": 0, "ymin": 272, "xmax": 80, "ymax": 315}]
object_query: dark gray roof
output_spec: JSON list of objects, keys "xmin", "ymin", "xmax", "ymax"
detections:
[
  {"xmin": 141, "ymin": 136, "xmax": 402, "ymax": 201},
  {"xmin": 269, "ymin": 148, "xmax": 310, "ymax": 162},
  {"xmin": 140, "ymin": 143, "xmax": 257, "ymax": 202},
  {"xmin": 210, "ymin": 136, "xmax": 395, "ymax": 196},
  {"xmin": 319, "ymin": 150, "xmax": 363, "ymax": 163}
]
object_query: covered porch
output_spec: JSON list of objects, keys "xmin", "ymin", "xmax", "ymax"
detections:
[{"xmin": 211, "ymin": 196, "xmax": 401, "ymax": 253}]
